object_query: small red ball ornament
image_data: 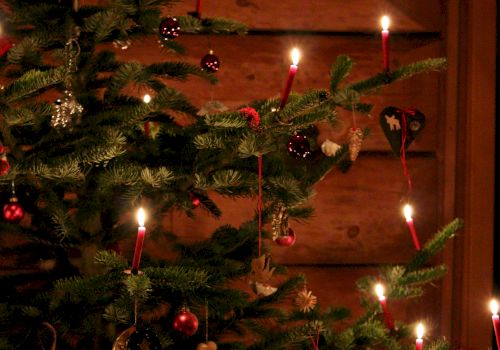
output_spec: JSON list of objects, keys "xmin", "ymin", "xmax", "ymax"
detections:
[
  {"xmin": 275, "ymin": 228, "xmax": 296, "ymax": 247},
  {"xmin": 200, "ymin": 51, "xmax": 220, "ymax": 73},
  {"xmin": 172, "ymin": 309, "xmax": 199, "ymax": 336},
  {"xmin": 287, "ymin": 134, "xmax": 311, "ymax": 158},
  {"xmin": 159, "ymin": 17, "xmax": 180, "ymax": 40},
  {"xmin": 189, "ymin": 193, "xmax": 201, "ymax": 208},
  {"xmin": 3, "ymin": 196, "xmax": 24, "ymax": 223}
]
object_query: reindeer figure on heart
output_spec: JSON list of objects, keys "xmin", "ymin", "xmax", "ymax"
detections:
[{"xmin": 379, "ymin": 106, "xmax": 426, "ymax": 156}]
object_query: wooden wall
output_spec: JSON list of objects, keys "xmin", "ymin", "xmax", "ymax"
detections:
[{"xmin": 154, "ymin": 0, "xmax": 448, "ymax": 337}]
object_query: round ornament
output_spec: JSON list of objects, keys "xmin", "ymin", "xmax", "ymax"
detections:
[
  {"xmin": 159, "ymin": 17, "xmax": 180, "ymax": 40},
  {"xmin": 287, "ymin": 134, "xmax": 311, "ymax": 158},
  {"xmin": 189, "ymin": 193, "xmax": 201, "ymax": 208},
  {"xmin": 200, "ymin": 51, "xmax": 220, "ymax": 73},
  {"xmin": 173, "ymin": 309, "xmax": 199, "ymax": 336},
  {"xmin": 275, "ymin": 228, "xmax": 296, "ymax": 247},
  {"xmin": 0, "ymin": 156, "xmax": 10, "ymax": 176},
  {"xmin": 3, "ymin": 197, "xmax": 24, "ymax": 223},
  {"xmin": 126, "ymin": 327, "xmax": 161, "ymax": 350},
  {"xmin": 239, "ymin": 107, "xmax": 260, "ymax": 129},
  {"xmin": 197, "ymin": 341, "xmax": 217, "ymax": 350}
]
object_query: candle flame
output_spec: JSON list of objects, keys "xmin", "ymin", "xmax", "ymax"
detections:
[
  {"xmin": 291, "ymin": 48, "xmax": 300, "ymax": 65},
  {"xmin": 137, "ymin": 208, "xmax": 146, "ymax": 227},
  {"xmin": 143, "ymin": 94, "xmax": 151, "ymax": 104},
  {"xmin": 381, "ymin": 16, "xmax": 390, "ymax": 31},
  {"xmin": 416, "ymin": 323, "xmax": 425, "ymax": 339},
  {"xmin": 374, "ymin": 283, "xmax": 385, "ymax": 299},
  {"xmin": 491, "ymin": 299, "xmax": 499, "ymax": 315},
  {"xmin": 403, "ymin": 204, "xmax": 413, "ymax": 220}
]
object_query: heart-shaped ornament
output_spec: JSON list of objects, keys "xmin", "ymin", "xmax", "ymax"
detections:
[{"xmin": 379, "ymin": 106, "xmax": 426, "ymax": 156}]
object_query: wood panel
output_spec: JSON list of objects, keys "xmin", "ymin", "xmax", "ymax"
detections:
[
  {"xmin": 170, "ymin": 0, "xmax": 443, "ymax": 32},
  {"xmin": 116, "ymin": 35, "xmax": 443, "ymax": 152},
  {"xmin": 161, "ymin": 156, "xmax": 437, "ymax": 265}
]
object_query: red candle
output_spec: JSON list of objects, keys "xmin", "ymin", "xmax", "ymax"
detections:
[
  {"xmin": 381, "ymin": 16, "xmax": 390, "ymax": 71},
  {"xmin": 131, "ymin": 208, "xmax": 146, "ymax": 271},
  {"xmin": 404, "ymin": 204, "xmax": 421, "ymax": 251},
  {"xmin": 416, "ymin": 323, "xmax": 424, "ymax": 350},
  {"xmin": 491, "ymin": 300, "xmax": 500, "ymax": 349},
  {"xmin": 196, "ymin": 0, "xmax": 202, "ymax": 15},
  {"xmin": 279, "ymin": 48, "xmax": 300, "ymax": 109},
  {"xmin": 375, "ymin": 284, "xmax": 394, "ymax": 330}
]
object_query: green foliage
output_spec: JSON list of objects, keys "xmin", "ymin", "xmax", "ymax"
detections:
[{"xmin": 0, "ymin": 0, "xmax": 451, "ymax": 348}]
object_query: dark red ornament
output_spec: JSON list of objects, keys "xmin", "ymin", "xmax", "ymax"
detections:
[
  {"xmin": 275, "ymin": 228, "xmax": 296, "ymax": 247},
  {"xmin": 3, "ymin": 197, "xmax": 24, "ymax": 223},
  {"xmin": 0, "ymin": 37, "xmax": 13, "ymax": 57},
  {"xmin": 287, "ymin": 134, "xmax": 311, "ymax": 158},
  {"xmin": 189, "ymin": 193, "xmax": 201, "ymax": 208},
  {"xmin": 172, "ymin": 309, "xmax": 199, "ymax": 336},
  {"xmin": 0, "ymin": 157, "xmax": 10, "ymax": 176},
  {"xmin": 159, "ymin": 17, "xmax": 180, "ymax": 40},
  {"xmin": 200, "ymin": 51, "xmax": 220, "ymax": 73},
  {"xmin": 239, "ymin": 107, "xmax": 260, "ymax": 129}
]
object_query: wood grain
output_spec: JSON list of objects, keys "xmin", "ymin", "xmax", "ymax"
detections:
[{"xmin": 170, "ymin": 0, "xmax": 442, "ymax": 32}]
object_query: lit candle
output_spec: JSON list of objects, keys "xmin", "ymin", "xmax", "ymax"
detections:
[
  {"xmin": 490, "ymin": 300, "xmax": 500, "ymax": 349},
  {"xmin": 196, "ymin": 0, "xmax": 202, "ymax": 16},
  {"xmin": 279, "ymin": 48, "xmax": 300, "ymax": 109},
  {"xmin": 131, "ymin": 208, "xmax": 146, "ymax": 271},
  {"xmin": 381, "ymin": 15, "xmax": 390, "ymax": 71},
  {"xmin": 143, "ymin": 94, "xmax": 151, "ymax": 104},
  {"xmin": 416, "ymin": 323, "xmax": 424, "ymax": 350},
  {"xmin": 404, "ymin": 204, "xmax": 421, "ymax": 251},
  {"xmin": 375, "ymin": 283, "xmax": 395, "ymax": 330}
]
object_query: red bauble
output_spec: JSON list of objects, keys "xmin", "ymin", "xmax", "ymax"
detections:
[
  {"xmin": 172, "ymin": 309, "xmax": 199, "ymax": 336},
  {"xmin": 287, "ymin": 134, "xmax": 311, "ymax": 158},
  {"xmin": 159, "ymin": 17, "xmax": 180, "ymax": 40},
  {"xmin": 200, "ymin": 51, "xmax": 220, "ymax": 73},
  {"xmin": 0, "ymin": 37, "xmax": 13, "ymax": 57},
  {"xmin": 189, "ymin": 193, "xmax": 201, "ymax": 208},
  {"xmin": 0, "ymin": 157, "xmax": 10, "ymax": 176},
  {"xmin": 3, "ymin": 197, "xmax": 24, "ymax": 223},
  {"xmin": 239, "ymin": 107, "xmax": 260, "ymax": 129},
  {"xmin": 275, "ymin": 228, "xmax": 296, "ymax": 247}
]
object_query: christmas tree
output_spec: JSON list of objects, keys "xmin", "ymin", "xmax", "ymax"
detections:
[{"xmin": 0, "ymin": 1, "xmax": 459, "ymax": 349}]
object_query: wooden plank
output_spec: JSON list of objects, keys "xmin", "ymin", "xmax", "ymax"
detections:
[
  {"xmin": 115, "ymin": 35, "xmax": 443, "ymax": 152},
  {"xmin": 169, "ymin": 0, "xmax": 442, "ymax": 32},
  {"xmin": 160, "ymin": 156, "xmax": 438, "ymax": 265}
]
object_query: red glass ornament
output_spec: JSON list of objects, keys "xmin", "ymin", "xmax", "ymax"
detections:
[
  {"xmin": 287, "ymin": 134, "xmax": 311, "ymax": 158},
  {"xmin": 172, "ymin": 309, "xmax": 199, "ymax": 336},
  {"xmin": 275, "ymin": 228, "xmax": 296, "ymax": 247},
  {"xmin": 159, "ymin": 17, "xmax": 180, "ymax": 40},
  {"xmin": 3, "ymin": 197, "xmax": 24, "ymax": 223},
  {"xmin": 200, "ymin": 51, "xmax": 220, "ymax": 73},
  {"xmin": 0, "ymin": 157, "xmax": 10, "ymax": 176}
]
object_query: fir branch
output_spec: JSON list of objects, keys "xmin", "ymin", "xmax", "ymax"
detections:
[
  {"xmin": 94, "ymin": 250, "xmax": 128, "ymax": 270},
  {"xmin": 347, "ymin": 58, "xmax": 447, "ymax": 94},
  {"xmin": 144, "ymin": 266, "xmax": 209, "ymax": 292},
  {"xmin": 124, "ymin": 274, "xmax": 152, "ymax": 301},
  {"xmin": 405, "ymin": 219, "xmax": 462, "ymax": 272},
  {"xmin": 330, "ymin": 55, "xmax": 353, "ymax": 92},
  {"xmin": 204, "ymin": 111, "xmax": 248, "ymax": 128}
]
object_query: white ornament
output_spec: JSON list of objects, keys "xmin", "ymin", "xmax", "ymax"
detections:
[
  {"xmin": 321, "ymin": 139, "xmax": 341, "ymax": 157},
  {"xmin": 51, "ymin": 90, "xmax": 83, "ymax": 129},
  {"xmin": 250, "ymin": 281, "xmax": 277, "ymax": 297}
]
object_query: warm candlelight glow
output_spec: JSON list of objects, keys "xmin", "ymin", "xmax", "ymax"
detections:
[
  {"xmin": 403, "ymin": 204, "xmax": 413, "ymax": 221},
  {"xmin": 381, "ymin": 16, "xmax": 390, "ymax": 31},
  {"xmin": 375, "ymin": 283, "xmax": 385, "ymax": 299},
  {"xmin": 137, "ymin": 208, "xmax": 146, "ymax": 227},
  {"xmin": 416, "ymin": 323, "xmax": 425, "ymax": 339},
  {"xmin": 291, "ymin": 48, "xmax": 300, "ymax": 66},
  {"xmin": 491, "ymin": 299, "xmax": 499, "ymax": 315},
  {"xmin": 143, "ymin": 94, "xmax": 151, "ymax": 104}
]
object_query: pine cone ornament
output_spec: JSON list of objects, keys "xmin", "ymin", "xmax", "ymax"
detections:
[
  {"xmin": 295, "ymin": 287, "xmax": 317, "ymax": 313},
  {"xmin": 348, "ymin": 127, "xmax": 363, "ymax": 161}
]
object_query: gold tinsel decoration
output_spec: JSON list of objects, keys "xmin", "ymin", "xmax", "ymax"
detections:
[{"xmin": 348, "ymin": 127, "xmax": 363, "ymax": 161}]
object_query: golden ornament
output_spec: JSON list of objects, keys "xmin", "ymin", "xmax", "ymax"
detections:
[
  {"xmin": 249, "ymin": 255, "xmax": 277, "ymax": 297},
  {"xmin": 112, "ymin": 326, "xmax": 136, "ymax": 350},
  {"xmin": 197, "ymin": 341, "xmax": 217, "ymax": 350},
  {"xmin": 295, "ymin": 287, "xmax": 317, "ymax": 313}
]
